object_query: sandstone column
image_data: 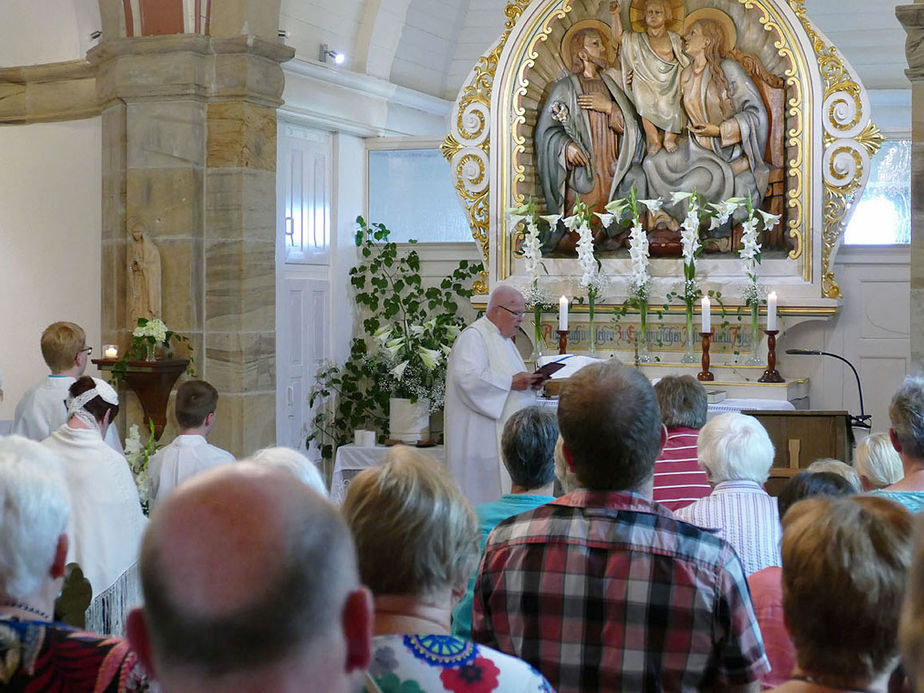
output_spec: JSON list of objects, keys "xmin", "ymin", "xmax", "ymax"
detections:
[
  {"xmin": 899, "ymin": 2, "xmax": 924, "ymax": 368},
  {"xmin": 93, "ymin": 18, "xmax": 293, "ymax": 455}
]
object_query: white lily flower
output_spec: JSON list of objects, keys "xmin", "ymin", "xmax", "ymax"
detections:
[
  {"xmin": 757, "ymin": 209, "xmax": 781, "ymax": 230},
  {"xmin": 409, "ymin": 324, "xmax": 426, "ymax": 337},
  {"xmin": 510, "ymin": 203, "xmax": 530, "ymax": 216},
  {"xmin": 390, "ymin": 361, "xmax": 409, "ymax": 380},
  {"xmin": 563, "ymin": 214, "xmax": 583, "ymax": 232},
  {"xmin": 419, "ymin": 347, "xmax": 442, "ymax": 370},
  {"xmin": 509, "ymin": 214, "xmax": 528, "ymax": 228},
  {"xmin": 638, "ymin": 198, "xmax": 663, "ymax": 214},
  {"xmin": 540, "ymin": 214, "xmax": 562, "ymax": 227},
  {"xmin": 711, "ymin": 199, "xmax": 741, "ymax": 224},
  {"xmin": 604, "ymin": 199, "xmax": 628, "ymax": 214},
  {"xmin": 670, "ymin": 191, "xmax": 693, "ymax": 203},
  {"xmin": 595, "ymin": 212, "xmax": 616, "ymax": 228}
]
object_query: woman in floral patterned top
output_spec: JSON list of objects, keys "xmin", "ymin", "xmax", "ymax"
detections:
[
  {"xmin": 0, "ymin": 436, "xmax": 148, "ymax": 692},
  {"xmin": 343, "ymin": 447, "xmax": 553, "ymax": 693}
]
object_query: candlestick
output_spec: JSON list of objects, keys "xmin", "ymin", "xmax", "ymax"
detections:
[
  {"xmin": 103, "ymin": 344, "xmax": 118, "ymax": 359},
  {"xmin": 556, "ymin": 329, "xmax": 569, "ymax": 355},
  {"xmin": 698, "ymin": 332, "xmax": 715, "ymax": 381},
  {"xmin": 758, "ymin": 330, "xmax": 785, "ymax": 382},
  {"xmin": 558, "ymin": 296, "xmax": 568, "ymax": 331},
  {"xmin": 767, "ymin": 291, "xmax": 778, "ymax": 331},
  {"xmin": 700, "ymin": 297, "xmax": 711, "ymax": 333}
]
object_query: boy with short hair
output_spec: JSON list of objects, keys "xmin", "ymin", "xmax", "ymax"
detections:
[
  {"xmin": 148, "ymin": 380, "xmax": 234, "ymax": 506},
  {"xmin": 13, "ymin": 321, "xmax": 123, "ymax": 452}
]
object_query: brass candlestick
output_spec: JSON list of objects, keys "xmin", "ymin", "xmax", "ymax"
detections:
[
  {"xmin": 758, "ymin": 330, "xmax": 784, "ymax": 382},
  {"xmin": 698, "ymin": 331, "xmax": 715, "ymax": 381},
  {"xmin": 556, "ymin": 329, "xmax": 569, "ymax": 355}
]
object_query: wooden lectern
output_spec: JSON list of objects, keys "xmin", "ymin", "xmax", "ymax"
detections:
[{"xmin": 741, "ymin": 410, "xmax": 852, "ymax": 496}]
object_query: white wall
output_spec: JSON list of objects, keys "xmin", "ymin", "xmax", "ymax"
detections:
[{"xmin": 0, "ymin": 118, "xmax": 103, "ymax": 420}]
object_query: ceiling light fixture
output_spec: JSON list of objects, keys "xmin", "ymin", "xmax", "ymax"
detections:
[{"xmin": 319, "ymin": 43, "xmax": 345, "ymax": 65}]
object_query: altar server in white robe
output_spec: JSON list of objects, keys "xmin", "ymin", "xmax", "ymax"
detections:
[
  {"xmin": 13, "ymin": 321, "xmax": 123, "ymax": 453},
  {"xmin": 445, "ymin": 285, "xmax": 545, "ymax": 505},
  {"xmin": 42, "ymin": 376, "xmax": 146, "ymax": 597}
]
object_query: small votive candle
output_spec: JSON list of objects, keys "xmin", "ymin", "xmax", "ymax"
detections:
[{"xmin": 103, "ymin": 344, "xmax": 118, "ymax": 359}]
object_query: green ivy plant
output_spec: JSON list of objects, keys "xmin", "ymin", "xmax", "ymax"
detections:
[{"xmin": 307, "ymin": 216, "xmax": 483, "ymax": 460}]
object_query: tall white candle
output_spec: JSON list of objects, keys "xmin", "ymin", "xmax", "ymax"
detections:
[
  {"xmin": 559, "ymin": 296, "xmax": 569, "ymax": 331},
  {"xmin": 767, "ymin": 291, "xmax": 778, "ymax": 331},
  {"xmin": 701, "ymin": 297, "xmax": 711, "ymax": 333}
]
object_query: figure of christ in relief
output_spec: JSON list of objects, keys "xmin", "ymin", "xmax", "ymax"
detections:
[
  {"xmin": 534, "ymin": 25, "xmax": 646, "ymax": 255},
  {"xmin": 611, "ymin": 0, "xmax": 689, "ymax": 156}
]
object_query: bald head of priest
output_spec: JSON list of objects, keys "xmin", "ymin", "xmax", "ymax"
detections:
[
  {"xmin": 444, "ymin": 284, "xmax": 546, "ymax": 506},
  {"xmin": 126, "ymin": 463, "xmax": 373, "ymax": 693}
]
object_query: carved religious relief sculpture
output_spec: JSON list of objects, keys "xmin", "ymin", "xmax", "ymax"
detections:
[
  {"xmin": 611, "ymin": 0, "xmax": 689, "ymax": 156},
  {"xmin": 534, "ymin": 21, "xmax": 647, "ymax": 253},
  {"xmin": 128, "ymin": 220, "xmax": 163, "ymax": 324}
]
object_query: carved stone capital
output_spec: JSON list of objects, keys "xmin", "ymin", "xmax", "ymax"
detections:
[{"xmin": 897, "ymin": 5, "xmax": 924, "ymax": 81}]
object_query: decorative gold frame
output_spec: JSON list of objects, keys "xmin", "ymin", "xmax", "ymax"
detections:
[{"xmin": 442, "ymin": 0, "xmax": 881, "ymax": 299}]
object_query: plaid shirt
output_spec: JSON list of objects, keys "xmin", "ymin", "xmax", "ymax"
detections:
[{"xmin": 472, "ymin": 490, "xmax": 769, "ymax": 693}]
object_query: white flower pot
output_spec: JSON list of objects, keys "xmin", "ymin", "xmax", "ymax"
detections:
[{"xmin": 389, "ymin": 397, "xmax": 430, "ymax": 443}]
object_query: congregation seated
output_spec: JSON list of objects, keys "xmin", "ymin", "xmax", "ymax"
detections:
[
  {"xmin": 676, "ymin": 412, "xmax": 782, "ymax": 575},
  {"xmin": 249, "ymin": 445, "xmax": 328, "ymax": 496},
  {"xmin": 747, "ymin": 471, "xmax": 857, "ymax": 689},
  {"xmin": 855, "ymin": 432, "xmax": 904, "ymax": 491},
  {"xmin": 341, "ymin": 446, "xmax": 553, "ymax": 692},
  {"xmin": 127, "ymin": 463, "xmax": 372, "ymax": 692},
  {"xmin": 473, "ymin": 361, "xmax": 769, "ymax": 692},
  {"xmin": 451, "ymin": 405, "xmax": 558, "ymax": 639},
  {"xmin": 13, "ymin": 321, "xmax": 122, "ymax": 452},
  {"xmin": 41, "ymin": 376, "xmax": 146, "ymax": 598},
  {"xmin": 0, "ymin": 435, "xmax": 147, "ymax": 691},
  {"xmin": 769, "ymin": 496, "xmax": 913, "ymax": 692},
  {"xmin": 652, "ymin": 375, "xmax": 712, "ymax": 510},
  {"xmin": 805, "ymin": 457, "xmax": 862, "ymax": 492},
  {"xmin": 872, "ymin": 375, "xmax": 924, "ymax": 512},
  {"xmin": 147, "ymin": 379, "xmax": 234, "ymax": 507}
]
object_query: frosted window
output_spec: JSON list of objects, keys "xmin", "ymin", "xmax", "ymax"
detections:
[
  {"xmin": 844, "ymin": 140, "xmax": 910, "ymax": 245},
  {"xmin": 368, "ymin": 149, "xmax": 472, "ymax": 242}
]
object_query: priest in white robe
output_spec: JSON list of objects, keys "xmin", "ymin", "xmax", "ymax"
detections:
[
  {"xmin": 444, "ymin": 285, "xmax": 544, "ymax": 505},
  {"xmin": 42, "ymin": 376, "xmax": 146, "ymax": 597}
]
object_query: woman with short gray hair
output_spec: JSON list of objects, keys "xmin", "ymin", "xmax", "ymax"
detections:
[
  {"xmin": 675, "ymin": 412, "xmax": 781, "ymax": 575},
  {"xmin": 342, "ymin": 446, "xmax": 552, "ymax": 691}
]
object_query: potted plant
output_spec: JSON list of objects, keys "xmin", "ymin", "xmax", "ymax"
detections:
[{"xmin": 308, "ymin": 217, "xmax": 483, "ymax": 459}]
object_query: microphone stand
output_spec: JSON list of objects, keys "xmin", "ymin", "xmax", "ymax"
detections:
[{"xmin": 784, "ymin": 349, "xmax": 872, "ymax": 430}]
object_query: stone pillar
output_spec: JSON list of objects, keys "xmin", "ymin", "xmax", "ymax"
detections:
[
  {"xmin": 93, "ymin": 35, "xmax": 293, "ymax": 456},
  {"xmin": 899, "ymin": 3, "xmax": 924, "ymax": 369}
]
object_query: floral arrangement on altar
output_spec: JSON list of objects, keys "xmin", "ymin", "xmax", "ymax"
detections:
[
  {"xmin": 510, "ymin": 201, "xmax": 552, "ymax": 356},
  {"xmin": 308, "ymin": 216, "xmax": 482, "ymax": 459},
  {"xmin": 123, "ymin": 420, "xmax": 160, "ymax": 515},
  {"xmin": 129, "ymin": 317, "xmax": 191, "ymax": 363}
]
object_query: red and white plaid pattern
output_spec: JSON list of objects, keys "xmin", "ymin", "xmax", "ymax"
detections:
[
  {"xmin": 652, "ymin": 426, "xmax": 712, "ymax": 511},
  {"xmin": 473, "ymin": 490, "xmax": 770, "ymax": 693}
]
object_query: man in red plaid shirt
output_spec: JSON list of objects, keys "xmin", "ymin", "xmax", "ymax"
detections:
[{"xmin": 472, "ymin": 361, "xmax": 769, "ymax": 692}]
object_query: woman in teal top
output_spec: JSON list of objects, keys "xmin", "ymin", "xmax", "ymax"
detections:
[{"xmin": 871, "ymin": 377, "xmax": 924, "ymax": 513}]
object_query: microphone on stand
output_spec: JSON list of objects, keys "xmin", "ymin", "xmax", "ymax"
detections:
[{"xmin": 784, "ymin": 348, "xmax": 871, "ymax": 429}]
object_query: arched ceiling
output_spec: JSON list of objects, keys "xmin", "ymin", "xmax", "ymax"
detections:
[{"xmin": 0, "ymin": 0, "xmax": 910, "ymax": 100}]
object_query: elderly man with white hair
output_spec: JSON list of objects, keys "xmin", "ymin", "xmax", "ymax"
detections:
[
  {"xmin": 444, "ymin": 284, "xmax": 545, "ymax": 505},
  {"xmin": 42, "ymin": 375, "xmax": 147, "ymax": 597},
  {"xmin": 675, "ymin": 412, "xmax": 781, "ymax": 575},
  {"xmin": 0, "ymin": 436, "xmax": 148, "ymax": 689}
]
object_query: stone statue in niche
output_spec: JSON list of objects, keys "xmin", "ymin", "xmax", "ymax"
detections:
[
  {"xmin": 534, "ymin": 21, "xmax": 647, "ymax": 254},
  {"xmin": 528, "ymin": 0, "xmax": 788, "ymax": 258},
  {"xmin": 128, "ymin": 220, "xmax": 162, "ymax": 324}
]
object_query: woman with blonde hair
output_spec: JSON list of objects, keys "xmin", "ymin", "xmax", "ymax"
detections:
[
  {"xmin": 855, "ymin": 432, "xmax": 904, "ymax": 490},
  {"xmin": 342, "ymin": 446, "xmax": 551, "ymax": 692}
]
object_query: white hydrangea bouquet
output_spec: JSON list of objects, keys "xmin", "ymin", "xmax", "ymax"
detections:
[{"xmin": 130, "ymin": 317, "xmax": 189, "ymax": 362}]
